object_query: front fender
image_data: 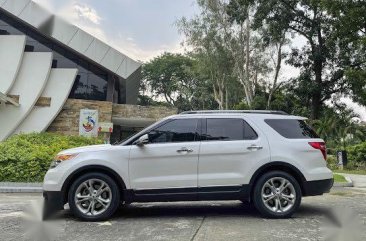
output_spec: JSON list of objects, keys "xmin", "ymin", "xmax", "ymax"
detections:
[{"xmin": 43, "ymin": 148, "xmax": 130, "ymax": 192}]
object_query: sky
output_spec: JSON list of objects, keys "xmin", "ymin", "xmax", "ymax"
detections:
[
  {"xmin": 33, "ymin": 0, "xmax": 199, "ymax": 61},
  {"xmin": 33, "ymin": 0, "xmax": 366, "ymax": 120}
]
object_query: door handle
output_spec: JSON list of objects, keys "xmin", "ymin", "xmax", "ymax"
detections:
[
  {"xmin": 247, "ymin": 145, "xmax": 263, "ymax": 150},
  {"xmin": 177, "ymin": 147, "xmax": 193, "ymax": 153}
]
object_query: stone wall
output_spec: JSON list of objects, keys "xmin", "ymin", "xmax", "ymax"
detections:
[
  {"xmin": 47, "ymin": 99, "xmax": 113, "ymax": 136},
  {"xmin": 47, "ymin": 99, "xmax": 177, "ymax": 136},
  {"xmin": 112, "ymin": 104, "xmax": 177, "ymax": 120}
]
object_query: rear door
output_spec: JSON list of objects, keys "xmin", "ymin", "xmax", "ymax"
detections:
[{"xmin": 198, "ymin": 117, "xmax": 270, "ymax": 187}]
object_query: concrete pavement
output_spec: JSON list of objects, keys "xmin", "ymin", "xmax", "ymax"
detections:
[
  {"xmin": 338, "ymin": 173, "xmax": 366, "ymax": 188},
  {"xmin": 1, "ymin": 187, "xmax": 366, "ymax": 241}
]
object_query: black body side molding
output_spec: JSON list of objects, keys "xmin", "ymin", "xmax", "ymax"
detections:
[{"xmin": 123, "ymin": 185, "xmax": 251, "ymax": 203}]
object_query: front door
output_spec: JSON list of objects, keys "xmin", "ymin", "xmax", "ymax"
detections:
[{"xmin": 129, "ymin": 118, "xmax": 201, "ymax": 190}]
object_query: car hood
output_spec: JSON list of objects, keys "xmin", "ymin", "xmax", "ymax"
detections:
[{"xmin": 59, "ymin": 144, "xmax": 114, "ymax": 155}]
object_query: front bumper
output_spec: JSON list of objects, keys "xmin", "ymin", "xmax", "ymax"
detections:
[
  {"xmin": 303, "ymin": 178, "xmax": 334, "ymax": 196},
  {"xmin": 43, "ymin": 191, "xmax": 65, "ymax": 212}
]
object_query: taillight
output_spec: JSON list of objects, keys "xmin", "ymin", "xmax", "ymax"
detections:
[{"xmin": 309, "ymin": 142, "xmax": 327, "ymax": 160}]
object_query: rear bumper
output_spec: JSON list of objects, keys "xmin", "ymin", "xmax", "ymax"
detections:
[{"xmin": 303, "ymin": 178, "xmax": 334, "ymax": 196}]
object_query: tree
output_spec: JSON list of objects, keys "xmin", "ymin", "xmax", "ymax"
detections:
[
  {"xmin": 141, "ymin": 52, "xmax": 219, "ymax": 111},
  {"xmin": 142, "ymin": 53, "xmax": 192, "ymax": 105},
  {"xmin": 178, "ymin": 0, "xmax": 272, "ymax": 108},
  {"xmin": 266, "ymin": 33, "xmax": 287, "ymax": 109},
  {"xmin": 190, "ymin": 49, "xmax": 234, "ymax": 110},
  {"xmin": 323, "ymin": 0, "xmax": 366, "ymax": 106},
  {"xmin": 141, "ymin": 53, "xmax": 197, "ymax": 111},
  {"xmin": 228, "ymin": 0, "xmax": 365, "ymax": 119},
  {"xmin": 312, "ymin": 103, "xmax": 365, "ymax": 150}
]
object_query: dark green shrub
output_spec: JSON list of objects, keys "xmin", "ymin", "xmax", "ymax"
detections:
[
  {"xmin": 326, "ymin": 155, "xmax": 338, "ymax": 170},
  {"xmin": 0, "ymin": 133, "xmax": 103, "ymax": 182},
  {"xmin": 347, "ymin": 142, "xmax": 366, "ymax": 163}
]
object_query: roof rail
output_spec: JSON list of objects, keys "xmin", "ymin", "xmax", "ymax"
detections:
[{"xmin": 180, "ymin": 110, "xmax": 288, "ymax": 115}]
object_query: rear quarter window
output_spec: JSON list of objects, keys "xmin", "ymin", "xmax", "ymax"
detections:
[{"xmin": 265, "ymin": 119, "xmax": 319, "ymax": 139}]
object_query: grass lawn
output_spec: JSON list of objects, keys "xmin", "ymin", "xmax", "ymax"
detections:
[
  {"xmin": 332, "ymin": 169, "xmax": 366, "ymax": 175},
  {"xmin": 333, "ymin": 173, "xmax": 347, "ymax": 183}
]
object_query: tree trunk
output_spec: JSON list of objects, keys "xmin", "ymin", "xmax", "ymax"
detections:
[
  {"xmin": 213, "ymin": 83, "xmax": 223, "ymax": 110},
  {"xmin": 267, "ymin": 42, "xmax": 283, "ymax": 109},
  {"xmin": 311, "ymin": 54, "xmax": 323, "ymax": 119},
  {"xmin": 225, "ymin": 87, "xmax": 229, "ymax": 110},
  {"xmin": 311, "ymin": 75, "xmax": 322, "ymax": 119},
  {"xmin": 245, "ymin": 13, "xmax": 253, "ymax": 107},
  {"xmin": 311, "ymin": 27, "xmax": 324, "ymax": 120},
  {"xmin": 212, "ymin": 79, "xmax": 225, "ymax": 110}
]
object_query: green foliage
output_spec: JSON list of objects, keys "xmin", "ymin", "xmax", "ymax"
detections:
[
  {"xmin": 139, "ymin": 0, "xmax": 365, "ymax": 158},
  {"xmin": 311, "ymin": 105, "xmax": 365, "ymax": 150},
  {"xmin": 177, "ymin": 0, "xmax": 276, "ymax": 109},
  {"xmin": 326, "ymin": 155, "xmax": 338, "ymax": 170},
  {"xmin": 327, "ymin": 142, "xmax": 366, "ymax": 171},
  {"xmin": 0, "ymin": 133, "xmax": 103, "ymax": 182},
  {"xmin": 140, "ymin": 0, "xmax": 365, "ymax": 120},
  {"xmin": 141, "ymin": 52, "xmax": 219, "ymax": 111},
  {"xmin": 346, "ymin": 69, "xmax": 366, "ymax": 106},
  {"xmin": 226, "ymin": 0, "xmax": 366, "ymax": 119},
  {"xmin": 347, "ymin": 142, "xmax": 366, "ymax": 164},
  {"xmin": 142, "ymin": 53, "xmax": 194, "ymax": 105}
]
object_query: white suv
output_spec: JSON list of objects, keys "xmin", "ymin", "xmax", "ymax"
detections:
[{"xmin": 43, "ymin": 110, "xmax": 333, "ymax": 221}]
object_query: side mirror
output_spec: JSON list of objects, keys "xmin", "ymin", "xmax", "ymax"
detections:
[{"xmin": 134, "ymin": 134, "xmax": 149, "ymax": 146}]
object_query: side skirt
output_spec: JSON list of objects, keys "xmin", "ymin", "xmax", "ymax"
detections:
[{"xmin": 123, "ymin": 185, "xmax": 251, "ymax": 203}]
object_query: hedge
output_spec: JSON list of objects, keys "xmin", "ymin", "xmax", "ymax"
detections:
[
  {"xmin": 327, "ymin": 142, "xmax": 366, "ymax": 170},
  {"xmin": 347, "ymin": 142, "xmax": 366, "ymax": 163},
  {"xmin": 0, "ymin": 133, "xmax": 103, "ymax": 182}
]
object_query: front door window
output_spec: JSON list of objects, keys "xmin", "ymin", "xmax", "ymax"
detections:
[{"xmin": 148, "ymin": 119, "xmax": 199, "ymax": 143}]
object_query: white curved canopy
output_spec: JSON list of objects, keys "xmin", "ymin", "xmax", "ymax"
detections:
[
  {"xmin": 0, "ymin": 35, "xmax": 26, "ymax": 94},
  {"xmin": 14, "ymin": 68, "xmax": 78, "ymax": 134},
  {"xmin": 0, "ymin": 52, "xmax": 52, "ymax": 141},
  {"xmin": 0, "ymin": 0, "xmax": 141, "ymax": 80}
]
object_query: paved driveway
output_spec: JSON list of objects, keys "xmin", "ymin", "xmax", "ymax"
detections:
[{"xmin": 1, "ymin": 187, "xmax": 366, "ymax": 241}]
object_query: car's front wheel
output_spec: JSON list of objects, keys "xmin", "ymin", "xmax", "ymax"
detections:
[
  {"xmin": 68, "ymin": 172, "xmax": 120, "ymax": 221},
  {"xmin": 253, "ymin": 171, "xmax": 302, "ymax": 218}
]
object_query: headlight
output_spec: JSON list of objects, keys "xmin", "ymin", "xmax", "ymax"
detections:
[{"xmin": 50, "ymin": 153, "xmax": 78, "ymax": 169}]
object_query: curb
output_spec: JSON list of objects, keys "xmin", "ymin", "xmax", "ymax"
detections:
[
  {"xmin": 0, "ymin": 182, "xmax": 43, "ymax": 193},
  {"xmin": 333, "ymin": 176, "xmax": 354, "ymax": 187}
]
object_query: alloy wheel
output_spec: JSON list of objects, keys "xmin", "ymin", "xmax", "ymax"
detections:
[
  {"xmin": 74, "ymin": 179, "xmax": 112, "ymax": 216},
  {"xmin": 261, "ymin": 177, "xmax": 296, "ymax": 213}
]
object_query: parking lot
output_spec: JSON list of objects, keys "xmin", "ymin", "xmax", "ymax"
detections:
[{"xmin": 1, "ymin": 187, "xmax": 366, "ymax": 241}]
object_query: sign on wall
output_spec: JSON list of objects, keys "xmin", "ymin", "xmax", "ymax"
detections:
[
  {"xmin": 98, "ymin": 122, "xmax": 113, "ymax": 133},
  {"xmin": 79, "ymin": 109, "xmax": 99, "ymax": 137}
]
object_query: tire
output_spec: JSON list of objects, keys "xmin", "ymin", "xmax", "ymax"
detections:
[
  {"xmin": 252, "ymin": 171, "xmax": 302, "ymax": 218},
  {"xmin": 68, "ymin": 172, "xmax": 120, "ymax": 221}
]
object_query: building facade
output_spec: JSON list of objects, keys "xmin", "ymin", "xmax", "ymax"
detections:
[{"xmin": 0, "ymin": 0, "xmax": 176, "ymax": 142}]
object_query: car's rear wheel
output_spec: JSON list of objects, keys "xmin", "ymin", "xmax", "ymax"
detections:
[
  {"xmin": 253, "ymin": 171, "xmax": 301, "ymax": 218},
  {"xmin": 68, "ymin": 172, "xmax": 120, "ymax": 221}
]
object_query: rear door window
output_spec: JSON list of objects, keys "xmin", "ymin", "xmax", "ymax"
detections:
[
  {"xmin": 265, "ymin": 119, "xmax": 319, "ymax": 139},
  {"xmin": 205, "ymin": 118, "xmax": 258, "ymax": 141}
]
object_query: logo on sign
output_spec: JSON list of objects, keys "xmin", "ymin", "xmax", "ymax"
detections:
[{"xmin": 82, "ymin": 116, "xmax": 96, "ymax": 132}]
